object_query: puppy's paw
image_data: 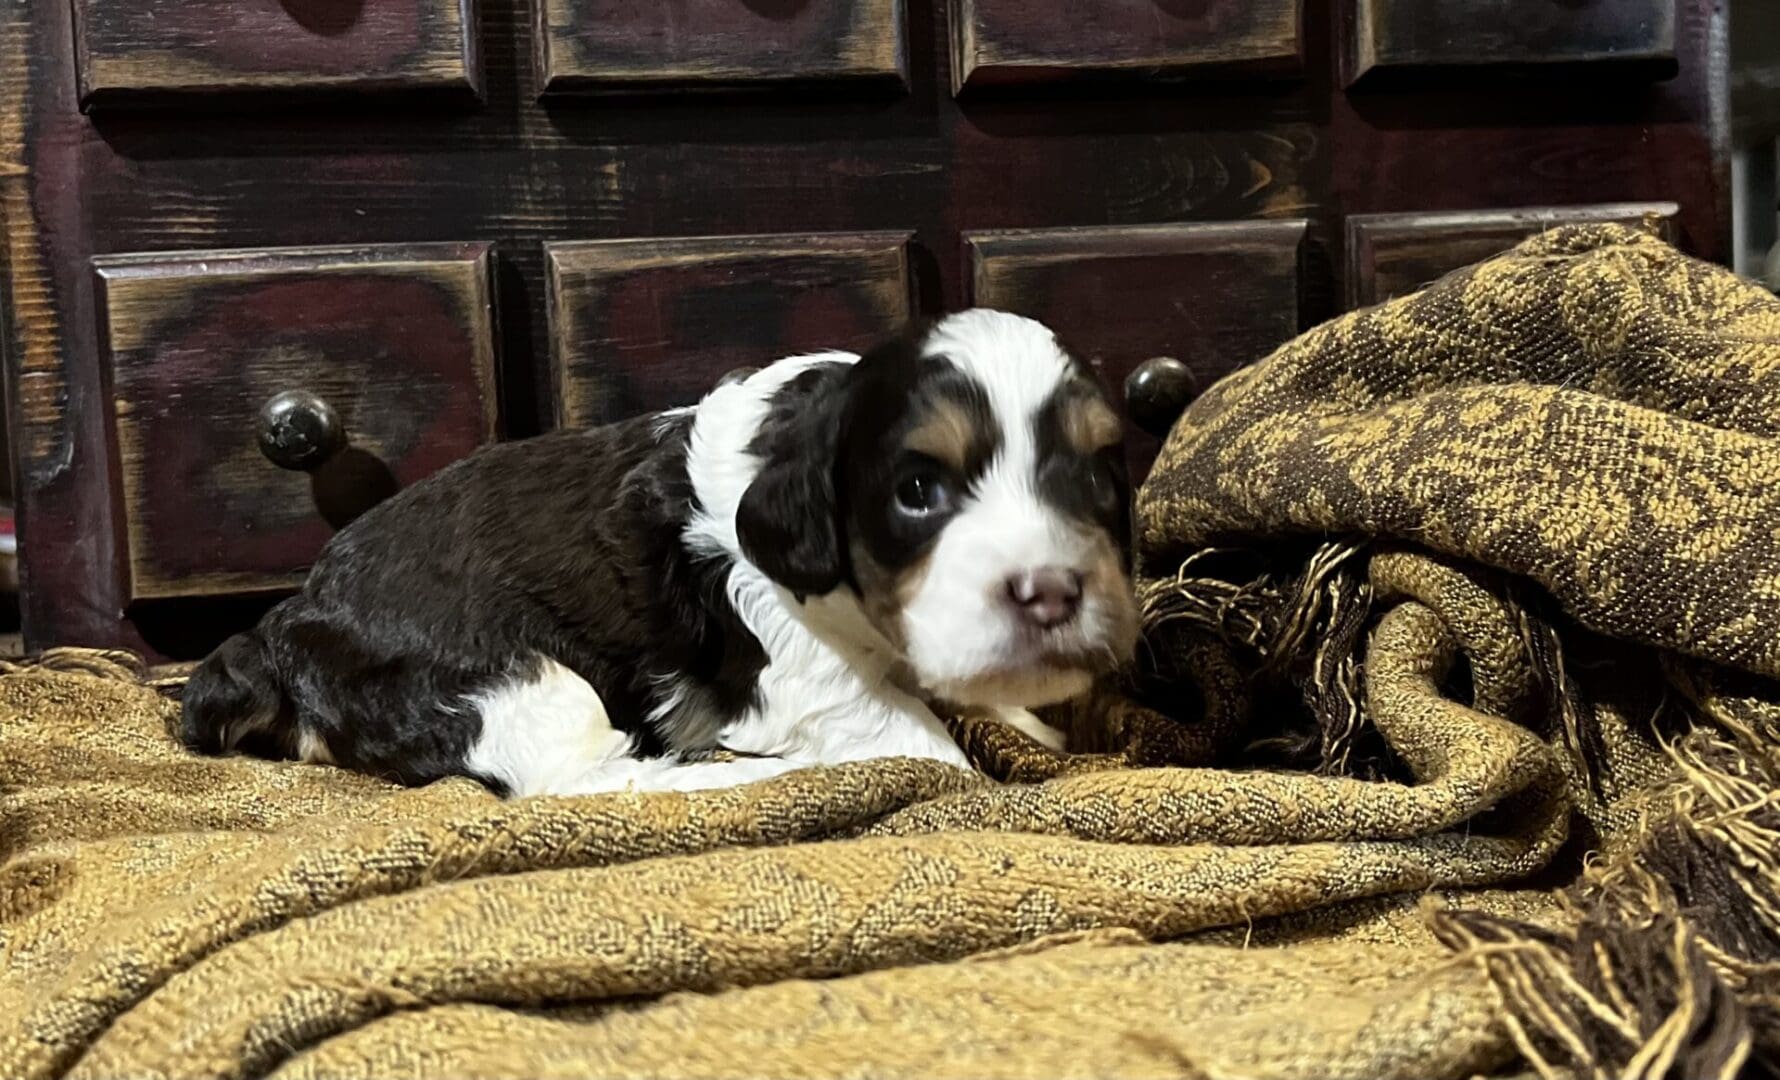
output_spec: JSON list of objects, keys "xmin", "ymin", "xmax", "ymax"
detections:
[{"xmin": 990, "ymin": 707, "xmax": 1067, "ymax": 753}]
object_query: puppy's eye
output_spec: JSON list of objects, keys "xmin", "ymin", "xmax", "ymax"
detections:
[
  {"xmin": 894, "ymin": 468, "xmax": 956, "ymax": 517},
  {"xmin": 1086, "ymin": 457, "xmax": 1121, "ymax": 515}
]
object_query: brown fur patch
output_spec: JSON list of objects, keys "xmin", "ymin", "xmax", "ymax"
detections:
[
  {"xmin": 902, "ymin": 399, "xmax": 981, "ymax": 473},
  {"xmin": 1061, "ymin": 391, "xmax": 1123, "ymax": 455},
  {"xmin": 851, "ymin": 541, "xmax": 933, "ymax": 652}
]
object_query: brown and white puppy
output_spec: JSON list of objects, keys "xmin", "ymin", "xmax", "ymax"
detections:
[{"xmin": 181, "ymin": 309, "xmax": 1140, "ymax": 795}]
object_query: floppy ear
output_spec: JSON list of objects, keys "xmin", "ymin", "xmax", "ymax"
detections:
[{"xmin": 735, "ymin": 365, "xmax": 852, "ymax": 599}]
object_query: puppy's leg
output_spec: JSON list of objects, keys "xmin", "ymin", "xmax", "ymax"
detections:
[
  {"xmin": 466, "ymin": 657, "xmax": 637, "ymax": 798},
  {"xmin": 472, "ymin": 667, "xmax": 816, "ymax": 796},
  {"xmin": 861, "ymin": 691, "xmax": 974, "ymax": 767},
  {"xmin": 724, "ymin": 683, "xmax": 972, "ymax": 770},
  {"xmin": 548, "ymin": 694, "xmax": 973, "ymax": 796},
  {"xmin": 551, "ymin": 755, "xmax": 810, "ymax": 795},
  {"xmin": 986, "ymin": 706, "xmax": 1068, "ymax": 752}
]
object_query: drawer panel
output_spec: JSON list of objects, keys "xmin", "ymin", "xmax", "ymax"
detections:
[
  {"xmin": 967, "ymin": 221, "xmax": 1307, "ymax": 482},
  {"xmin": 536, "ymin": 0, "xmax": 905, "ymax": 95},
  {"xmin": 95, "ymin": 243, "xmax": 499, "ymax": 600},
  {"xmin": 1344, "ymin": 203, "xmax": 1680, "ymax": 308},
  {"xmin": 73, "ymin": 0, "xmax": 481, "ymax": 107},
  {"xmin": 546, "ymin": 231, "xmax": 913, "ymax": 429},
  {"xmin": 1344, "ymin": 0, "xmax": 1677, "ymax": 86},
  {"xmin": 951, "ymin": 0, "xmax": 1301, "ymax": 93}
]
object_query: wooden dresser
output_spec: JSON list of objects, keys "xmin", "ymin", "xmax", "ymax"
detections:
[{"xmin": 0, "ymin": 0, "xmax": 1728, "ymax": 658}]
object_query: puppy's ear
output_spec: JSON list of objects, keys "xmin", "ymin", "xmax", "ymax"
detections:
[{"xmin": 736, "ymin": 363, "xmax": 853, "ymax": 599}]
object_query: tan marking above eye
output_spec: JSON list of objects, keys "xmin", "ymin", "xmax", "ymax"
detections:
[
  {"xmin": 903, "ymin": 398, "xmax": 980, "ymax": 472},
  {"xmin": 1063, "ymin": 392, "xmax": 1123, "ymax": 454}
]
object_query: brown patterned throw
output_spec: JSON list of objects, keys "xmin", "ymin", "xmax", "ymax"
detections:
[{"xmin": 2, "ymin": 224, "xmax": 1775, "ymax": 1079}]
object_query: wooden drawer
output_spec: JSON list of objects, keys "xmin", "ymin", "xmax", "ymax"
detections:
[
  {"xmin": 950, "ymin": 0, "xmax": 1301, "ymax": 93},
  {"xmin": 1343, "ymin": 0, "xmax": 1677, "ymax": 87},
  {"xmin": 967, "ymin": 221, "xmax": 1307, "ymax": 482},
  {"xmin": 546, "ymin": 231, "xmax": 913, "ymax": 429},
  {"xmin": 72, "ymin": 0, "xmax": 482, "ymax": 107},
  {"xmin": 535, "ymin": 0, "xmax": 905, "ymax": 95},
  {"xmin": 1344, "ymin": 203, "xmax": 1680, "ymax": 309},
  {"xmin": 94, "ymin": 243, "xmax": 499, "ymax": 601}
]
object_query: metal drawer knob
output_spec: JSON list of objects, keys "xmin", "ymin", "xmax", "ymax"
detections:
[
  {"xmin": 1123, "ymin": 357, "xmax": 1197, "ymax": 439},
  {"xmin": 257, "ymin": 390, "xmax": 347, "ymax": 472}
]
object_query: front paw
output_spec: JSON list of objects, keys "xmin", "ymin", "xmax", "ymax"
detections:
[{"xmin": 989, "ymin": 707, "xmax": 1067, "ymax": 752}]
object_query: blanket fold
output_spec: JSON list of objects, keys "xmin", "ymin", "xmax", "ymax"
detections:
[{"xmin": 4, "ymin": 223, "xmax": 1777, "ymax": 1079}]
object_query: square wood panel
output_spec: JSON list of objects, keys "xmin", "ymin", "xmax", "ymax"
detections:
[
  {"xmin": 73, "ymin": 0, "xmax": 482, "ymax": 107},
  {"xmin": 95, "ymin": 243, "xmax": 499, "ymax": 600},
  {"xmin": 967, "ymin": 220, "xmax": 1307, "ymax": 481},
  {"xmin": 546, "ymin": 231, "xmax": 913, "ymax": 428},
  {"xmin": 950, "ymin": 0, "xmax": 1301, "ymax": 93},
  {"xmin": 1344, "ymin": 0, "xmax": 1677, "ymax": 87},
  {"xmin": 536, "ymin": 0, "xmax": 905, "ymax": 95},
  {"xmin": 1344, "ymin": 203, "xmax": 1680, "ymax": 309}
]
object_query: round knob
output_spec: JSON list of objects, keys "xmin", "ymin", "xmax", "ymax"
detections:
[
  {"xmin": 258, "ymin": 390, "xmax": 346, "ymax": 472},
  {"xmin": 1124, "ymin": 357, "xmax": 1198, "ymax": 438},
  {"xmin": 716, "ymin": 366, "xmax": 759, "ymax": 389}
]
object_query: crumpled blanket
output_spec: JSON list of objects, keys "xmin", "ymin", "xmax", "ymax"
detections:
[{"xmin": 2, "ymin": 223, "xmax": 1775, "ymax": 1080}]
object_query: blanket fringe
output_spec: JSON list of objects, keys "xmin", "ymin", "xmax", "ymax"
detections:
[
  {"xmin": 1142, "ymin": 541, "xmax": 1635, "ymax": 795},
  {"xmin": 0, "ymin": 646, "xmax": 192, "ymax": 695},
  {"xmin": 1138, "ymin": 540, "xmax": 1368, "ymax": 666},
  {"xmin": 1429, "ymin": 727, "xmax": 1780, "ymax": 1080},
  {"xmin": 1138, "ymin": 547, "xmax": 1284, "ymax": 656},
  {"xmin": 1140, "ymin": 539, "xmax": 1384, "ymax": 775},
  {"xmin": 1293, "ymin": 554, "xmax": 1373, "ymax": 775},
  {"xmin": 1512, "ymin": 588, "xmax": 1609, "ymax": 799}
]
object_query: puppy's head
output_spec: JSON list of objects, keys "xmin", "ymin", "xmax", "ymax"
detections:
[{"xmin": 736, "ymin": 309, "xmax": 1140, "ymax": 708}]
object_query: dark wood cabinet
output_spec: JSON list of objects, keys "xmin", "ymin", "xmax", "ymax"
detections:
[
  {"xmin": 94, "ymin": 243, "xmax": 499, "ymax": 600},
  {"xmin": 72, "ymin": 0, "xmax": 484, "ymax": 107},
  {"xmin": 0, "ymin": 0, "xmax": 1730, "ymax": 655},
  {"xmin": 1344, "ymin": 203, "xmax": 1680, "ymax": 308},
  {"xmin": 547, "ymin": 231, "xmax": 912, "ymax": 427},
  {"xmin": 1343, "ymin": 0, "xmax": 1677, "ymax": 86},
  {"xmin": 536, "ymin": 0, "xmax": 907, "ymax": 95},
  {"xmin": 950, "ymin": 0, "xmax": 1302, "ymax": 92}
]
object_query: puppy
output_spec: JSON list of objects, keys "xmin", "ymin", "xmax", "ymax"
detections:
[{"xmin": 181, "ymin": 309, "xmax": 1141, "ymax": 795}]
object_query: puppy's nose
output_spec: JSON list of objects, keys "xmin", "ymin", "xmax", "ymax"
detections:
[{"xmin": 1005, "ymin": 567, "xmax": 1084, "ymax": 629}]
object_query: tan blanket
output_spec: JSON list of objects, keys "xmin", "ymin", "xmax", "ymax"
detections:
[{"xmin": 3, "ymin": 223, "xmax": 1775, "ymax": 1079}]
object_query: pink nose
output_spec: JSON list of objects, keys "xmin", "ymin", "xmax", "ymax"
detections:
[{"xmin": 1005, "ymin": 567, "xmax": 1084, "ymax": 629}]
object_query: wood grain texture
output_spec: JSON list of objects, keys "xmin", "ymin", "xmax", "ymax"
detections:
[
  {"xmin": 94, "ymin": 243, "xmax": 498, "ymax": 599},
  {"xmin": 1344, "ymin": 0, "xmax": 1678, "ymax": 87},
  {"xmin": 1343, "ymin": 203, "xmax": 1680, "ymax": 309},
  {"xmin": 967, "ymin": 221, "xmax": 1307, "ymax": 481},
  {"xmin": 73, "ymin": 0, "xmax": 482, "ymax": 108},
  {"xmin": 536, "ymin": 0, "xmax": 905, "ymax": 95},
  {"xmin": 2, "ymin": 0, "xmax": 144, "ymax": 650},
  {"xmin": 951, "ymin": 0, "xmax": 1301, "ymax": 93},
  {"xmin": 2, "ymin": 3, "xmax": 64, "ymax": 479},
  {"xmin": 547, "ymin": 232, "xmax": 912, "ymax": 428}
]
